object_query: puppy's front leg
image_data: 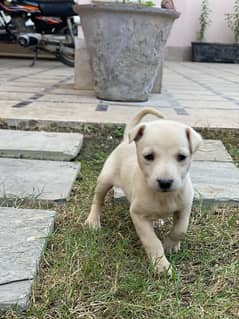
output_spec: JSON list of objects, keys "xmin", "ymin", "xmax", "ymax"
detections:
[
  {"xmin": 130, "ymin": 208, "xmax": 171, "ymax": 274},
  {"xmin": 163, "ymin": 206, "xmax": 191, "ymax": 254},
  {"xmin": 85, "ymin": 177, "xmax": 112, "ymax": 230}
]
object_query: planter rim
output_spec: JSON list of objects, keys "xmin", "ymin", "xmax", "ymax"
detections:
[{"xmin": 74, "ymin": 3, "xmax": 180, "ymax": 18}]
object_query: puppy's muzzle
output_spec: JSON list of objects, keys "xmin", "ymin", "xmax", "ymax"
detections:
[{"xmin": 157, "ymin": 179, "xmax": 174, "ymax": 192}]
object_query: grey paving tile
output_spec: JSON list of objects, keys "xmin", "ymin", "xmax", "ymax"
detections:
[
  {"xmin": 192, "ymin": 161, "xmax": 239, "ymax": 203},
  {"xmin": 194, "ymin": 140, "xmax": 233, "ymax": 162},
  {"xmin": 173, "ymin": 95, "xmax": 225, "ymax": 102},
  {"xmin": 0, "ymin": 130, "xmax": 83, "ymax": 161},
  {"xmin": 51, "ymin": 88, "xmax": 94, "ymax": 95},
  {"xmin": 7, "ymin": 83, "xmax": 48, "ymax": 89},
  {"xmin": 178, "ymin": 101, "xmax": 237, "ymax": 109},
  {"xmin": 0, "ymin": 207, "xmax": 55, "ymax": 311},
  {"xmin": 14, "ymin": 79, "xmax": 57, "ymax": 84},
  {"xmin": 167, "ymin": 89, "xmax": 212, "ymax": 94},
  {"xmin": 38, "ymin": 94, "xmax": 98, "ymax": 104},
  {"xmin": 182, "ymin": 109, "xmax": 239, "ymax": 129},
  {"xmin": 0, "ymin": 92, "xmax": 33, "ymax": 101},
  {"xmin": 0, "ymin": 86, "xmax": 43, "ymax": 93},
  {"xmin": 0, "ymin": 158, "xmax": 80, "ymax": 202},
  {"xmin": 0, "ymin": 101, "xmax": 20, "ymax": 108},
  {"xmin": 0, "ymin": 280, "xmax": 32, "ymax": 312}
]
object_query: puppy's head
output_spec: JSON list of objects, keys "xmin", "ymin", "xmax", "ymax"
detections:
[{"xmin": 129, "ymin": 120, "xmax": 202, "ymax": 192}]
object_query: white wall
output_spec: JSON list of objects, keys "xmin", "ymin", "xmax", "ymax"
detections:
[
  {"xmin": 76, "ymin": 0, "xmax": 236, "ymax": 46},
  {"xmin": 167, "ymin": 0, "xmax": 235, "ymax": 47}
]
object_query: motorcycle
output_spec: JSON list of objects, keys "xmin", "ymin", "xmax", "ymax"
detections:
[{"xmin": 0, "ymin": 0, "xmax": 78, "ymax": 66}]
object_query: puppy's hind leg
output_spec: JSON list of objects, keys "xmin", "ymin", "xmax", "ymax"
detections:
[{"xmin": 85, "ymin": 173, "xmax": 113, "ymax": 230}]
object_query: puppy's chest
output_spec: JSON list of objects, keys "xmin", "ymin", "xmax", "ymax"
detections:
[{"xmin": 134, "ymin": 194, "xmax": 183, "ymax": 219}]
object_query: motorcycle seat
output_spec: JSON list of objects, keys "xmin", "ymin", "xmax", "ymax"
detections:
[
  {"xmin": 39, "ymin": 0, "xmax": 76, "ymax": 17},
  {"xmin": 16, "ymin": 0, "xmax": 76, "ymax": 17}
]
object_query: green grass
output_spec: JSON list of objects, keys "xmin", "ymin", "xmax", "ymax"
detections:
[{"xmin": 3, "ymin": 127, "xmax": 239, "ymax": 319}]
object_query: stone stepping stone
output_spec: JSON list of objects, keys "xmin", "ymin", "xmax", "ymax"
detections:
[
  {"xmin": 114, "ymin": 140, "xmax": 239, "ymax": 205},
  {"xmin": 193, "ymin": 140, "xmax": 232, "ymax": 162},
  {"xmin": 0, "ymin": 207, "xmax": 55, "ymax": 311},
  {"xmin": 0, "ymin": 129, "xmax": 83, "ymax": 161},
  {"xmin": 0, "ymin": 158, "xmax": 80, "ymax": 203},
  {"xmin": 192, "ymin": 161, "xmax": 239, "ymax": 203}
]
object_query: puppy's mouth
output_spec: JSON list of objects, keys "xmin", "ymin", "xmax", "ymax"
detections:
[{"xmin": 159, "ymin": 188, "xmax": 174, "ymax": 193}]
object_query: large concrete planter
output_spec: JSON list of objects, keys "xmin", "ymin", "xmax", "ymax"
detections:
[{"xmin": 74, "ymin": 3, "xmax": 180, "ymax": 101}]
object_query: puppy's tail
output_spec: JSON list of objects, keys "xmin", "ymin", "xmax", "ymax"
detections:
[{"xmin": 123, "ymin": 107, "xmax": 164, "ymax": 140}]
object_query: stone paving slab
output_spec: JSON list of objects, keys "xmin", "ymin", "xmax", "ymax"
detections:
[
  {"xmin": 0, "ymin": 158, "xmax": 80, "ymax": 203},
  {"xmin": 0, "ymin": 207, "xmax": 55, "ymax": 311},
  {"xmin": 0, "ymin": 280, "xmax": 32, "ymax": 312},
  {"xmin": 179, "ymin": 100, "xmax": 238, "ymax": 109},
  {"xmin": 0, "ymin": 86, "xmax": 44, "ymax": 93},
  {"xmin": 192, "ymin": 161, "xmax": 239, "ymax": 203},
  {"xmin": 0, "ymin": 92, "xmax": 34, "ymax": 101},
  {"xmin": 193, "ymin": 140, "xmax": 232, "ymax": 162},
  {"xmin": 38, "ymin": 93, "xmax": 98, "ymax": 103},
  {"xmin": 0, "ymin": 130, "xmax": 83, "ymax": 161}
]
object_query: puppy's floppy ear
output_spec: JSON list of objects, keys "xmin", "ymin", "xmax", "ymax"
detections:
[
  {"xmin": 186, "ymin": 127, "xmax": 202, "ymax": 154},
  {"xmin": 128, "ymin": 124, "xmax": 146, "ymax": 143}
]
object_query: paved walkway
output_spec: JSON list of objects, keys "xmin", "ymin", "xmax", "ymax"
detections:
[{"xmin": 0, "ymin": 58, "xmax": 239, "ymax": 129}]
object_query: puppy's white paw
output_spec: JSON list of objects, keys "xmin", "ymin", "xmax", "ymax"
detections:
[
  {"xmin": 155, "ymin": 256, "xmax": 172, "ymax": 276},
  {"xmin": 84, "ymin": 215, "xmax": 101, "ymax": 230},
  {"xmin": 163, "ymin": 237, "xmax": 181, "ymax": 254}
]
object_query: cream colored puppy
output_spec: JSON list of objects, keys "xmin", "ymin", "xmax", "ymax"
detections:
[{"xmin": 85, "ymin": 108, "xmax": 202, "ymax": 274}]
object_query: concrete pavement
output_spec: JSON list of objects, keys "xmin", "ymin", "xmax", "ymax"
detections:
[{"xmin": 0, "ymin": 58, "xmax": 238, "ymax": 129}]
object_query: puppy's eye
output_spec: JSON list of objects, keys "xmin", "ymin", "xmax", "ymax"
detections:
[
  {"xmin": 144, "ymin": 153, "xmax": 154, "ymax": 161},
  {"xmin": 177, "ymin": 153, "xmax": 187, "ymax": 162}
]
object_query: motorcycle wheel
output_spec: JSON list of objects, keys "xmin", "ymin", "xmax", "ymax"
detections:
[{"xmin": 57, "ymin": 26, "xmax": 75, "ymax": 67}]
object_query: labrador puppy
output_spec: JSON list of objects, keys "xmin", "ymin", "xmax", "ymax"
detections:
[{"xmin": 85, "ymin": 108, "xmax": 202, "ymax": 274}]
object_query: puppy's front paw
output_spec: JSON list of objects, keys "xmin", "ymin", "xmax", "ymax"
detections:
[
  {"xmin": 84, "ymin": 215, "xmax": 101, "ymax": 230},
  {"xmin": 155, "ymin": 256, "xmax": 172, "ymax": 276},
  {"xmin": 163, "ymin": 237, "xmax": 181, "ymax": 254}
]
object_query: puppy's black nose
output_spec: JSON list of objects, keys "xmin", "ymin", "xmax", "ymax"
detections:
[{"xmin": 157, "ymin": 179, "xmax": 173, "ymax": 191}]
